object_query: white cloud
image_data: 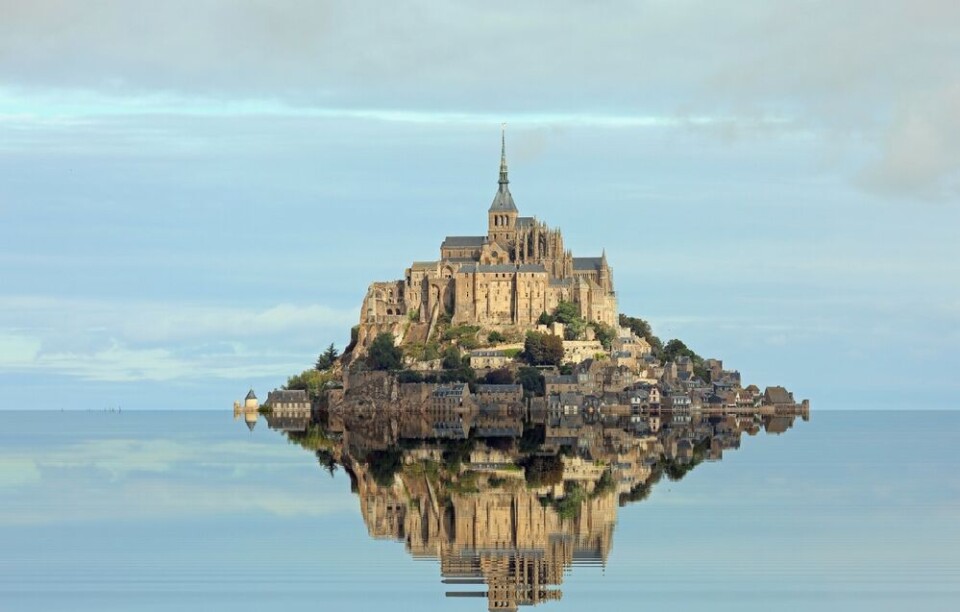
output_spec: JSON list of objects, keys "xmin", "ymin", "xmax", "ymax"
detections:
[
  {"xmin": 0, "ymin": 1, "xmax": 957, "ymax": 198},
  {"xmin": 0, "ymin": 297, "xmax": 356, "ymax": 382}
]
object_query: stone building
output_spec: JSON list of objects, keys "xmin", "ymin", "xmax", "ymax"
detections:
[{"xmin": 358, "ymin": 128, "xmax": 618, "ymax": 348}]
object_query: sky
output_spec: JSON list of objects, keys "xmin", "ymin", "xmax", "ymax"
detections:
[{"xmin": 1, "ymin": 0, "xmax": 958, "ymax": 410}]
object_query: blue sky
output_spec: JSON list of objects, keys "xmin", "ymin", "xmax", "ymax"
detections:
[{"xmin": 1, "ymin": 0, "xmax": 958, "ymax": 410}]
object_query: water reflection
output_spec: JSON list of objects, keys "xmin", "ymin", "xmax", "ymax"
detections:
[{"xmin": 238, "ymin": 396, "xmax": 807, "ymax": 610}]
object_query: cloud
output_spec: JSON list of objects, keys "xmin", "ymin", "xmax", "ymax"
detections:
[
  {"xmin": 1, "ymin": 1, "xmax": 957, "ymax": 198},
  {"xmin": 858, "ymin": 83, "xmax": 960, "ymax": 199},
  {"xmin": 0, "ymin": 297, "xmax": 356, "ymax": 382}
]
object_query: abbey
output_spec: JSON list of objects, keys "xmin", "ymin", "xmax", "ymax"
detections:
[{"xmin": 360, "ymin": 129, "xmax": 617, "ymax": 342}]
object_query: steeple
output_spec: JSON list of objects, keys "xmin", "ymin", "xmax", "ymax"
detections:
[
  {"xmin": 489, "ymin": 124, "xmax": 517, "ymax": 214},
  {"xmin": 499, "ymin": 123, "xmax": 509, "ymax": 187}
]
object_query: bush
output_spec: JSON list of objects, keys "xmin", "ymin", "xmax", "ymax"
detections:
[{"xmin": 487, "ymin": 331, "xmax": 505, "ymax": 344}]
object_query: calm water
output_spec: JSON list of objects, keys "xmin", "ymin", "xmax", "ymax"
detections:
[{"xmin": 1, "ymin": 410, "xmax": 958, "ymax": 611}]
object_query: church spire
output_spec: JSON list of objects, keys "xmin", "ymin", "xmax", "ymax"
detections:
[
  {"xmin": 499, "ymin": 122, "xmax": 509, "ymax": 188},
  {"xmin": 489, "ymin": 123, "xmax": 518, "ymax": 213}
]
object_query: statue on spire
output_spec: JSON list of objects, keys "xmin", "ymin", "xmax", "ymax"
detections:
[{"xmin": 499, "ymin": 122, "xmax": 509, "ymax": 187}]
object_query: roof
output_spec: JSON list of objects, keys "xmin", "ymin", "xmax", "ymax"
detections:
[
  {"xmin": 764, "ymin": 386, "xmax": 794, "ymax": 404},
  {"xmin": 489, "ymin": 185, "xmax": 517, "ymax": 212},
  {"xmin": 441, "ymin": 236, "xmax": 486, "ymax": 248},
  {"xmin": 410, "ymin": 261, "xmax": 438, "ymax": 270},
  {"xmin": 573, "ymin": 257, "xmax": 604, "ymax": 271},
  {"xmin": 267, "ymin": 389, "xmax": 308, "ymax": 402},
  {"xmin": 459, "ymin": 263, "xmax": 547, "ymax": 274},
  {"xmin": 245, "ymin": 389, "xmax": 257, "ymax": 400},
  {"xmin": 476, "ymin": 384, "xmax": 522, "ymax": 394},
  {"xmin": 516, "ymin": 216, "xmax": 535, "ymax": 228}
]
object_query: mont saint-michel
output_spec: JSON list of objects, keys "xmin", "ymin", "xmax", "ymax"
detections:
[
  {"xmin": 355, "ymin": 128, "xmax": 617, "ymax": 354},
  {"xmin": 241, "ymin": 129, "xmax": 808, "ymax": 429}
]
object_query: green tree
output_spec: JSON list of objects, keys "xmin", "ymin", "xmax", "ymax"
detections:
[
  {"xmin": 521, "ymin": 454, "xmax": 564, "ymax": 488},
  {"xmin": 315, "ymin": 343, "xmax": 339, "ymax": 371},
  {"xmin": 517, "ymin": 366, "xmax": 545, "ymax": 398},
  {"xmin": 482, "ymin": 368, "xmax": 514, "ymax": 385},
  {"xmin": 366, "ymin": 449, "xmax": 404, "ymax": 487},
  {"xmin": 366, "ymin": 332, "xmax": 403, "ymax": 371},
  {"xmin": 522, "ymin": 331, "xmax": 564, "ymax": 366},
  {"xmin": 487, "ymin": 331, "xmax": 505, "ymax": 344},
  {"xmin": 619, "ymin": 314, "xmax": 664, "ymax": 356},
  {"xmin": 441, "ymin": 346, "xmax": 462, "ymax": 370},
  {"xmin": 589, "ymin": 322, "xmax": 616, "ymax": 350}
]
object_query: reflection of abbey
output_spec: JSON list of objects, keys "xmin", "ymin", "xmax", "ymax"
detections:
[{"xmin": 360, "ymin": 128, "xmax": 617, "ymax": 345}]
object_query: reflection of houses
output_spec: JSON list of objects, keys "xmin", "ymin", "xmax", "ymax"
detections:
[
  {"xmin": 266, "ymin": 366, "xmax": 808, "ymax": 611},
  {"xmin": 475, "ymin": 384, "xmax": 524, "ymax": 404},
  {"xmin": 264, "ymin": 389, "xmax": 312, "ymax": 432}
]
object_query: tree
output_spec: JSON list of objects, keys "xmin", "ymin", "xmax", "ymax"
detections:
[
  {"xmin": 619, "ymin": 314, "xmax": 664, "ymax": 356},
  {"xmin": 517, "ymin": 366, "xmax": 545, "ymax": 398},
  {"xmin": 487, "ymin": 331, "xmax": 505, "ymax": 344},
  {"xmin": 553, "ymin": 300, "xmax": 580, "ymax": 325},
  {"xmin": 522, "ymin": 331, "xmax": 564, "ymax": 366},
  {"xmin": 482, "ymin": 368, "xmax": 514, "ymax": 385},
  {"xmin": 521, "ymin": 454, "xmax": 564, "ymax": 488},
  {"xmin": 315, "ymin": 343, "xmax": 339, "ymax": 371},
  {"xmin": 662, "ymin": 338, "xmax": 698, "ymax": 363},
  {"xmin": 441, "ymin": 346, "xmax": 462, "ymax": 370},
  {"xmin": 366, "ymin": 332, "xmax": 403, "ymax": 371},
  {"xmin": 589, "ymin": 322, "xmax": 616, "ymax": 350}
]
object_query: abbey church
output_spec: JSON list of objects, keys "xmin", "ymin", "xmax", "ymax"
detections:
[{"xmin": 359, "ymin": 129, "xmax": 617, "ymax": 345}]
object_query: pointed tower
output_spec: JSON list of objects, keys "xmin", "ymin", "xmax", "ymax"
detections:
[
  {"xmin": 488, "ymin": 124, "xmax": 518, "ymax": 246},
  {"xmin": 599, "ymin": 249, "xmax": 611, "ymax": 291}
]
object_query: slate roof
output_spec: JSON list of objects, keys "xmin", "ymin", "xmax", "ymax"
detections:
[
  {"xmin": 573, "ymin": 257, "xmax": 604, "ymax": 271},
  {"xmin": 476, "ymin": 384, "xmax": 523, "ymax": 394},
  {"xmin": 266, "ymin": 389, "xmax": 308, "ymax": 403},
  {"xmin": 459, "ymin": 263, "xmax": 547, "ymax": 274},
  {"xmin": 245, "ymin": 389, "xmax": 257, "ymax": 401},
  {"xmin": 489, "ymin": 185, "xmax": 517, "ymax": 212},
  {"xmin": 442, "ymin": 236, "xmax": 486, "ymax": 248},
  {"xmin": 764, "ymin": 386, "xmax": 794, "ymax": 405},
  {"xmin": 516, "ymin": 216, "xmax": 536, "ymax": 228}
]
